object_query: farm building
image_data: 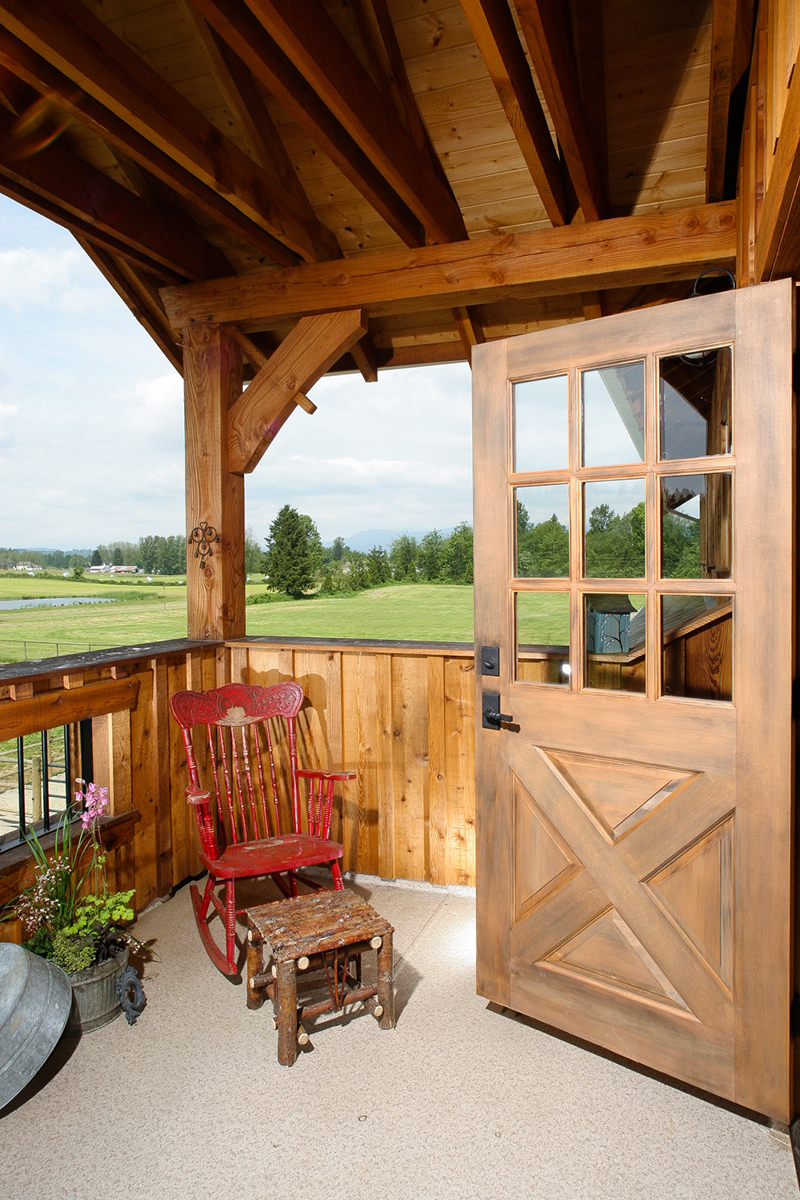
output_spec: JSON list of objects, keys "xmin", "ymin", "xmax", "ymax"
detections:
[{"xmin": 0, "ymin": 1, "xmax": 798, "ymax": 1194}]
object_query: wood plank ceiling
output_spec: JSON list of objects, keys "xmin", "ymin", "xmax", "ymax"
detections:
[{"xmin": 0, "ymin": 0, "xmax": 753, "ymax": 376}]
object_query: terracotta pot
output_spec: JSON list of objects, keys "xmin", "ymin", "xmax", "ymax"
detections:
[{"xmin": 64, "ymin": 946, "xmax": 129, "ymax": 1037}]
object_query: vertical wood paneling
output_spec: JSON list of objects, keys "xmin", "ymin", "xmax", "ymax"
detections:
[
  {"xmin": 130, "ymin": 665, "xmax": 158, "ymax": 909},
  {"xmin": 342, "ymin": 652, "xmax": 381, "ymax": 874},
  {"xmin": 391, "ymin": 656, "xmax": 429, "ymax": 881},
  {"xmin": 444, "ymin": 656, "xmax": 476, "ymax": 886},
  {"xmin": 428, "ymin": 655, "xmax": 447, "ymax": 885},
  {"xmin": 0, "ymin": 641, "xmax": 478, "ymax": 925}
]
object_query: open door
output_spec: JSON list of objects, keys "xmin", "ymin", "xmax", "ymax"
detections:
[{"xmin": 472, "ymin": 280, "xmax": 795, "ymax": 1121}]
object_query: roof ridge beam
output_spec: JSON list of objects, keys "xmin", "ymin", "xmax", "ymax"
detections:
[{"xmin": 0, "ymin": 0, "xmax": 340, "ymax": 263}]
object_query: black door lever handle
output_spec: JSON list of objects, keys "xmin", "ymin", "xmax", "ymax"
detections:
[{"xmin": 482, "ymin": 691, "xmax": 514, "ymax": 729}]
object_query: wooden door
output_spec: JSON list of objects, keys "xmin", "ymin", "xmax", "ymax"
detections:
[{"xmin": 472, "ymin": 280, "xmax": 795, "ymax": 1122}]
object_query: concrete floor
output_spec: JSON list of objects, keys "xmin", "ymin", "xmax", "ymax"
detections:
[{"xmin": 1, "ymin": 876, "xmax": 797, "ymax": 1200}]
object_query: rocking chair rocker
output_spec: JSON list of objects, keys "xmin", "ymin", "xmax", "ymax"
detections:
[{"xmin": 169, "ymin": 681, "xmax": 352, "ymax": 976}]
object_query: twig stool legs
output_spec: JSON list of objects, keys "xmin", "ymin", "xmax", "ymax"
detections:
[
  {"xmin": 376, "ymin": 930, "xmax": 395, "ymax": 1030},
  {"xmin": 275, "ymin": 960, "xmax": 299, "ymax": 1067}
]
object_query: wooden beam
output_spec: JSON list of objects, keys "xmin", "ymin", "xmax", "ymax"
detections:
[
  {"xmin": 514, "ymin": 0, "xmax": 605, "ymax": 221},
  {"xmin": 76, "ymin": 239, "xmax": 184, "ymax": 375},
  {"xmin": 350, "ymin": 333, "xmax": 379, "ymax": 383},
  {"xmin": 242, "ymin": 0, "xmax": 467, "ymax": 244},
  {"xmin": 226, "ymin": 324, "xmax": 316, "ymax": 412},
  {"xmin": 0, "ymin": 28, "xmax": 299, "ymax": 265},
  {"xmin": 0, "ymin": 678, "xmax": 139, "ymax": 742},
  {"xmin": 459, "ymin": 0, "xmax": 568, "ymax": 225},
  {"xmin": 183, "ymin": 324, "xmax": 245, "ymax": 640},
  {"xmin": 192, "ymin": 0, "xmax": 423, "ymax": 248},
  {"xmin": 580, "ymin": 291, "xmax": 605, "ymax": 321},
  {"xmin": 754, "ymin": 39, "xmax": 800, "ymax": 280},
  {"xmin": 0, "ymin": 108, "xmax": 224, "ymax": 282},
  {"xmin": 0, "ymin": 0, "xmax": 339, "ymax": 264},
  {"xmin": 707, "ymin": 0, "xmax": 756, "ymax": 203},
  {"xmin": 452, "ymin": 305, "xmax": 486, "ymax": 364},
  {"xmin": 228, "ymin": 309, "xmax": 367, "ymax": 473},
  {"xmin": 161, "ymin": 202, "xmax": 737, "ymax": 330}
]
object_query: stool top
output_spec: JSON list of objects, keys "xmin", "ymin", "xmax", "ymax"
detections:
[{"xmin": 247, "ymin": 889, "xmax": 393, "ymax": 960}]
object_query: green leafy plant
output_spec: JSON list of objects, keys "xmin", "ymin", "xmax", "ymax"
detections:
[{"xmin": 3, "ymin": 780, "xmax": 139, "ymax": 973}]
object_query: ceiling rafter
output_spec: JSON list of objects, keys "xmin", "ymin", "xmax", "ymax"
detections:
[
  {"xmin": 513, "ymin": 0, "xmax": 605, "ymax": 222},
  {"xmin": 190, "ymin": 0, "xmax": 426, "ymax": 248},
  {"xmin": 0, "ymin": 28, "xmax": 303, "ymax": 266},
  {"xmin": 0, "ymin": 0, "xmax": 340, "ymax": 264},
  {"xmin": 76, "ymin": 238, "xmax": 184, "ymax": 374},
  {"xmin": 707, "ymin": 0, "xmax": 757, "ymax": 203},
  {"xmin": 160, "ymin": 202, "xmax": 737, "ymax": 332},
  {"xmin": 0, "ymin": 107, "xmax": 224, "ymax": 281},
  {"xmin": 352, "ymin": 0, "xmax": 485, "ymax": 358},
  {"xmin": 238, "ymin": 0, "xmax": 467, "ymax": 244},
  {"xmin": 459, "ymin": 0, "xmax": 567, "ymax": 226},
  {"xmin": 180, "ymin": 2, "xmax": 384, "ymax": 383}
]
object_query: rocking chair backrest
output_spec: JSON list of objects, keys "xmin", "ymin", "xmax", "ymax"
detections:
[{"xmin": 169, "ymin": 682, "xmax": 305, "ymax": 859}]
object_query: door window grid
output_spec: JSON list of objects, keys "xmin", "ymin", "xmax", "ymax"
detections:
[{"xmin": 511, "ymin": 350, "xmax": 735, "ymax": 701}]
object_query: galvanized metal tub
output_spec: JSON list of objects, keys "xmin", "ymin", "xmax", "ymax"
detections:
[
  {"xmin": 0, "ymin": 943, "xmax": 72, "ymax": 1110},
  {"xmin": 65, "ymin": 946, "xmax": 130, "ymax": 1037}
]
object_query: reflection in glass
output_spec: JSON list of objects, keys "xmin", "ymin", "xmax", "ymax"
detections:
[
  {"xmin": 582, "ymin": 361, "xmax": 645, "ymax": 466},
  {"xmin": 584, "ymin": 594, "xmax": 646, "ymax": 692},
  {"xmin": 661, "ymin": 595, "xmax": 732, "ymax": 701},
  {"xmin": 514, "ymin": 375, "xmax": 569, "ymax": 473},
  {"xmin": 516, "ymin": 485, "xmax": 569, "ymax": 577},
  {"xmin": 661, "ymin": 473, "xmax": 732, "ymax": 579},
  {"xmin": 516, "ymin": 592, "xmax": 570, "ymax": 684},
  {"xmin": 584, "ymin": 479, "xmax": 646, "ymax": 578},
  {"xmin": 660, "ymin": 346, "xmax": 732, "ymax": 459}
]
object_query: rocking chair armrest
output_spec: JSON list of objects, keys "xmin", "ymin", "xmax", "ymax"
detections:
[
  {"xmin": 186, "ymin": 783, "xmax": 212, "ymax": 806},
  {"xmin": 297, "ymin": 768, "xmax": 356, "ymax": 782}
]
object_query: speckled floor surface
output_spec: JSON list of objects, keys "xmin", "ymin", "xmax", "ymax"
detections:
[{"xmin": 1, "ymin": 876, "xmax": 797, "ymax": 1200}]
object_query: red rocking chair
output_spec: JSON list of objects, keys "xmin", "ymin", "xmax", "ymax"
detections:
[{"xmin": 169, "ymin": 681, "xmax": 352, "ymax": 976}]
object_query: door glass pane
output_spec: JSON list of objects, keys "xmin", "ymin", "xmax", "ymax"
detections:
[
  {"xmin": 584, "ymin": 479, "xmax": 646, "ymax": 578},
  {"xmin": 661, "ymin": 473, "xmax": 732, "ymax": 579},
  {"xmin": 584, "ymin": 594, "xmax": 646, "ymax": 693},
  {"xmin": 515, "ymin": 485, "xmax": 569, "ymax": 577},
  {"xmin": 514, "ymin": 375, "xmax": 568, "ymax": 472},
  {"xmin": 516, "ymin": 592, "xmax": 570, "ymax": 684},
  {"xmin": 659, "ymin": 346, "xmax": 732, "ymax": 459},
  {"xmin": 661, "ymin": 595, "xmax": 732, "ymax": 701},
  {"xmin": 582, "ymin": 361, "xmax": 645, "ymax": 466}
]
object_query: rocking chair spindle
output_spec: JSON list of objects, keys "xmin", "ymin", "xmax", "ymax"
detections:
[{"xmin": 169, "ymin": 681, "xmax": 353, "ymax": 976}]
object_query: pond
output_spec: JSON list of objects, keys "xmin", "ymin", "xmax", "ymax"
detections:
[{"xmin": 0, "ymin": 597, "xmax": 118, "ymax": 610}]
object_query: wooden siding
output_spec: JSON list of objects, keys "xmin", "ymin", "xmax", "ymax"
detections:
[{"xmin": 0, "ymin": 637, "xmax": 478, "ymax": 940}]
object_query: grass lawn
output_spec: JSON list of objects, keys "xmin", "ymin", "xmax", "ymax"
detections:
[{"xmin": 0, "ymin": 583, "xmax": 477, "ymax": 662}]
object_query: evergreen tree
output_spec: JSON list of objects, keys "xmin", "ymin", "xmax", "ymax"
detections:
[
  {"xmin": 418, "ymin": 530, "xmax": 444, "ymax": 580},
  {"xmin": 441, "ymin": 522, "xmax": 474, "ymax": 583},
  {"xmin": 331, "ymin": 536, "xmax": 347, "ymax": 561},
  {"xmin": 264, "ymin": 505, "xmax": 314, "ymax": 597},
  {"xmin": 112, "ymin": 546, "xmax": 123, "ymax": 566},
  {"xmin": 389, "ymin": 533, "xmax": 418, "ymax": 581},
  {"xmin": 299, "ymin": 514, "xmax": 324, "ymax": 580},
  {"xmin": 367, "ymin": 545, "xmax": 391, "ymax": 585},
  {"xmin": 91, "ymin": 548, "xmax": 102, "ymax": 567}
]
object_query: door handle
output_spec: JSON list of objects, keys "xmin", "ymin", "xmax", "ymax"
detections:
[{"xmin": 482, "ymin": 691, "xmax": 514, "ymax": 729}]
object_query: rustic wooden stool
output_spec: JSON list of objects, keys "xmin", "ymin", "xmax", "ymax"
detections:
[{"xmin": 246, "ymin": 889, "xmax": 395, "ymax": 1066}]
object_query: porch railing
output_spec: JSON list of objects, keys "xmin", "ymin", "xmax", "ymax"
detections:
[{"xmin": 0, "ymin": 636, "xmax": 477, "ymax": 933}]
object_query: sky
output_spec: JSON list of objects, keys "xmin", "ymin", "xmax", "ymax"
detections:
[{"xmin": 0, "ymin": 194, "xmax": 473, "ymax": 551}]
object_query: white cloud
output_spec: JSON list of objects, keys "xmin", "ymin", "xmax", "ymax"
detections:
[{"xmin": 0, "ymin": 196, "xmax": 475, "ymax": 549}]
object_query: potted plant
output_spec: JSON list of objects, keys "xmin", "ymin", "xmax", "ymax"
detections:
[{"xmin": 6, "ymin": 780, "xmax": 144, "ymax": 1034}]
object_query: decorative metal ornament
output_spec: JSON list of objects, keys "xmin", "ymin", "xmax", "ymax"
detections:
[{"xmin": 188, "ymin": 521, "xmax": 220, "ymax": 570}]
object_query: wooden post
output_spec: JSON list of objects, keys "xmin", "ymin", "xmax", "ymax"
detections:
[{"xmin": 183, "ymin": 323, "xmax": 245, "ymax": 641}]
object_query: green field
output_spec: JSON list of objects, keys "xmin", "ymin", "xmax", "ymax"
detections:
[{"xmin": 0, "ymin": 575, "xmax": 581, "ymax": 663}]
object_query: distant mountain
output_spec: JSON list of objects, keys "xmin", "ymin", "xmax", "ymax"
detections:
[{"xmin": 341, "ymin": 528, "xmax": 454, "ymax": 553}]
